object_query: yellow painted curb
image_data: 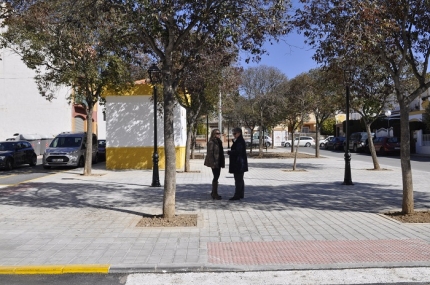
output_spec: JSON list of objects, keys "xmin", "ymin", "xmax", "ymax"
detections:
[{"xmin": 0, "ymin": 264, "xmax": 110, "ymax": 274}]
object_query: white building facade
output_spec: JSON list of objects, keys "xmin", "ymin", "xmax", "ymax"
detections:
[
  {"xmin": 1, "ymin": 48, "xmax": 106, "ymax": 146},
  {"xmin": 0, "ymin": 48, "xmax": 72, "ymax": 141},
  {"xmin": 104, "ymin": 83, "xmax": 187, "ymax": 170}
]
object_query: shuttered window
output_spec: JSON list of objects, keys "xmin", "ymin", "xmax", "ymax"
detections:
[{"xmin": 74, "ymin": 116, "xmax": 85, "ymax": 132}]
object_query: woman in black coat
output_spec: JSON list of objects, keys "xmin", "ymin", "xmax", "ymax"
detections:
[
  {"xmin": 204, "ymin": 128, "xmax": 225, "ymax": 200},
  {"xmin": 227, "ymin": 127, "xmax": 248, "ymax": 200}
]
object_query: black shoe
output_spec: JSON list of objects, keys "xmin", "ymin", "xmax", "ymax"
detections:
[
  {"xmin": 229, "ymin": 196, "xmax": 240, "ymax": 201},
  {"xmin": 211, "ymin": 193, "xmax": 222, "ymax": 200}
]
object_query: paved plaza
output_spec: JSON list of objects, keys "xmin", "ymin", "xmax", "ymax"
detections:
[{"xmin": 0, "ymin": 149, "xmax": 429, "ymax": 278}]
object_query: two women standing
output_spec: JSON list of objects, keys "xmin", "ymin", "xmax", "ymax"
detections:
[
  {"xmin": 204, "ymin": 127, "xmax": 248, "ymax": 201},
  {"xmin": 204, "ymin": 129, "xmax": 225, "ymax": 200}
]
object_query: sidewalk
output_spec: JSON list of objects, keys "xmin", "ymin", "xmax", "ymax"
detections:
[{"xmin": 0, "ymin": 150, "xmax": 429, "ymax": 275}]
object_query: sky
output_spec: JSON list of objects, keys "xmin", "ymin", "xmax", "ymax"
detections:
[
  {"xmin": 239, "ymin": 0, "xmax": 320, "ymax": 80},
  {"xmin": 240, "ymin": 32, "xmax": 320, "ymax": 80}
]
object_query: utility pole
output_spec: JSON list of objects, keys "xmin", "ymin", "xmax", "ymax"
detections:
[{"xmin": 218, "ymin": 91, "xmax": 222, "ymax": 132}]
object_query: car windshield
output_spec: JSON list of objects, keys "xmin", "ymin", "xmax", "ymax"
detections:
[
  {"xmin": 50, "ymin": 137, "xmax": 82, "ymax": 148},
  {"xmin": 0, "ymin": 142, "xmax": 15, "ymax": 151},
  {"xmin": 98, "ymin": 140, "xmax": 106, "ymax": 147}
]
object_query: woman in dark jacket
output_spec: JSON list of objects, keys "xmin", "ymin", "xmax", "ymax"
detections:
[
  {"xmin": 204, "ymin": 129, "xmax": 225, "ymax": 200},
  {"xmin": 227, "ymin": 127, "xmax": 248, "ymax": 200}
]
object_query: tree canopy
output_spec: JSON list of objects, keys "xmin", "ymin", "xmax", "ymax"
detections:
[
  {"xmin": 2, "ymin": 0, "xmax": 135, "ymax": 176},
  {"xmin": 294, "ymin": 0, "xmax": 430, "ymax": 213}
]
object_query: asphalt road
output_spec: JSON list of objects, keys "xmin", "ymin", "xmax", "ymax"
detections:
[
  {"xmin": 0, "ymin": 158, "xmax": 106, "ymax": 187},
  {"xmin": 1, "ymin": 269, "xmax": 430, "ymax": 285},
  {"xmin": 280, "ymin": 145, "xmax": 430, "ymax": 172}
]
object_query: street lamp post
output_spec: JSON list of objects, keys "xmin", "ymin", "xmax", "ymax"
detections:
[
  {"xmin": 148, "ymin": 63, "xmax": 161, "ymax": 187},
  {"xmin": 343, "ymin": 67, "xmax": 354, "ymax": 185},
  {"xmin": 385, "ymin": 110, "xmax": 391, "ymax": 137}
]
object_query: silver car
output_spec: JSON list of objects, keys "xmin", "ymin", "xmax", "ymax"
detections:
[
  {"xmin": 42, "ymin": 132, "xmax": 98, "ymax": 169},
  {"xmin": 283, "ymin": 136, "xmax": 315, "ymax": 147}
]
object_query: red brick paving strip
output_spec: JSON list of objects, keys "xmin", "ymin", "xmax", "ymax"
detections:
[{"xmin": 208, "ymin": 239, "xmax": 430, "ymax": 265}]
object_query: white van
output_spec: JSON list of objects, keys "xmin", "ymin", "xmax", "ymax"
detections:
[{"xmin": 42, "ymin": 132, "xmax": 98, "ymax": 169}]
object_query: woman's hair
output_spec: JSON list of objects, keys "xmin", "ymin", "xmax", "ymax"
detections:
[
  {"xmin": 232, "ymin": 127, "xmax": 242, "ymax": 135},
  {"xmin": 210, "ymin": 129, "xmax": 221, "ymax": 140}
]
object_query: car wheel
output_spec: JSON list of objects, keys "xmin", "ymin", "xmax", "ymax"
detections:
[
  {"xmin": 265, "ymin": 142, "xmax": 271, "ymax": 147},
  {"xmin": 285, "ymin": 142, "xmax": 290, "ymax": 147},
  {"xmin": 305, "ymin": 142, "xmax": 311, "ymax": 147},
  {"xmin": 320, "ymin": 143, "xmax": 324, "ymax": 147},
  {"xmin": 78, "ymin": 156, "xmax": 85, "ymax": 168},
  {"xmin": 29, "ymin": 154, "xmax": 37, "ymax": 166},
  {"xmin": 43, "ymin": 165, "xmax": 51, "ymax": 169},
  {"xmin": 4, "ymin": 158, "xmax": 13, "ymax": 171}
]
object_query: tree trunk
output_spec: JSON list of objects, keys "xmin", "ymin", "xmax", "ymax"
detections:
[
  {"xmin": 399, "ymin": 100, "xmax": 414, "ymax": 214},
  {"xmin": 258, "ymin": 124, "xmax": 263, "ymax": 158},
  {"xmin": 365, "ymin": 123, "xmax": 380, "ymax": 170},
  {"xmin": 83, "ymin": 105, "xmax": 93, "ymax": 176},
  {"xmin": 315, "ymin": 126, "xmax": 320, "ymax": 158},
  {"xmin": 162, "ymin": 79, "xmax": 176, "ymax": 219},
  {"xmin": 191, "ymin": 130, "xmax": 197, "ymax": 159},
  {"xmin": 293, "ymin": 136, "xmax": 299, "ymax": 171},
  {"xmin": 184, "ymin": 126, "xmax": 193, "ymax": 172}
]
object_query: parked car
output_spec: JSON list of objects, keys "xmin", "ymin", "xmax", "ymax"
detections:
[
  {"xmin": 42, "ymin": 132, "xmax": 98, "ymax": 169},
  {"xmin": 348, "ymin": 132, "xmax": 374, "ymax": 153},
  {"xmin": 246, "ymin": 135, "xmax": 272, "ymax": 147},
  {"xmin": 326, "ymin": 137, "xmax": 346, "ymax": 150},
  {"xmin": 319, "ymin": 136, "xmax": 334, "ymax": 148},
  {"xmin": 97, "ymin": 139, "xmax": 106, "ymax": 161},
  {"xmin": 283, "ymin": 136, "xmax": 315, "ymax": 147},
  {"xmin": 373, "ymin": 136, "xmax": 400, "ymax": 155},
  {"xmin": 0, "ymin": 140, "xmax": 37, "ymax": 170}
]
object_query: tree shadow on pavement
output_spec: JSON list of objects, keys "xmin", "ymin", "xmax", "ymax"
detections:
[
  {"xmin": 176, "ymin": 182, "xmax": 430, "ymax": 214},
  {"xmin": 1, "ymin": 177, "xmax": 429, "ymax": 216},
  {"xmin": 0, "ymin": 181, "xmax": 164, "ymax": 217}
]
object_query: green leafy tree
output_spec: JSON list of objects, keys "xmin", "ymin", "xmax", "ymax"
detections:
[
  {"xmin": 240, "ymin": 65, "xmax": 288, "ymax": 156},
  {"xmin": 308, "ymin": 68, "xmax": 344, "ymax": 158},
  {"xmin": 321, "ymin": 117, "xmax": 336, "ymax": 135},
  {"xmin": 280, "ymin": 74, "xmax": 313, "ymax": 157},
  {"xmin": 178, "ymin": 48, "xmax": 239, "ymax": 171},
  {"xmin": 123, "ymin": 0, "xmax": 291, "ymax": 218},
  {"xmin": 2, "ymin": 0, "xmax": 134, "ymax": 176},
  {"xmin": 347, "ymin": 59, "xmax": 395, "ymax": 170},
  {"xmin": 295, "ymin": 0, "xmax": 430, "ymax": 214},
  {"xmin": 423, "ymin": 102, "xmax": 430, "ymax": 131}
]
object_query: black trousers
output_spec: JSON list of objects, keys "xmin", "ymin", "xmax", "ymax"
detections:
[
  {"xmin": 212, "ymin": 167, "xmax": 221, "ymax": 183},
  {"xmin": 233, "ymin": 171, "xmax": 245, "ymax": 198}
]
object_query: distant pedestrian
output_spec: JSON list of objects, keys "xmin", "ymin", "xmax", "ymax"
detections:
[
  {"xmin": 204, "ymin": 129, "xmax": 225, "ymax": 200},
  {"xmin": 227, "ymin": 127, "xmax": 248, "ymax": 200}
]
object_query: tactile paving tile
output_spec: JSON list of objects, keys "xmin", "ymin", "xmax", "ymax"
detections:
[{"xmin": 208, "ymin": 239, "xmax": 430, "ymax": 265}]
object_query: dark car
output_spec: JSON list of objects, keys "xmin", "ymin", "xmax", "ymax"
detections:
[
  {"xmin": 98, "ymin": 139, "xmax": 106, "ymax": 161},
  {"xmin": 319, "ymin": 136, "xmax": 334, "ymax": 148},
  {"xmin": 326, "ymin": 137, "xmax": 346, "ymax": 150},
  {"xmin": 0, "ymin": 141, "xmax": 37, "ymax": 170},
  {"xmin": 349, "ymin": 132, "xmax": 374, "ymax": 153},
  {"xmin": 373, "ymin": 136, "xmax": 400, "ymax": 155}
]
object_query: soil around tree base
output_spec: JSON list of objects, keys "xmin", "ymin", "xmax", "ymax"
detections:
[
  {"xmin": 384, "ymin": 210, "xmax": 430, "ymax": 223},
  {"xmin": 136, "ymin": 214, "xmax": 198, "ymax": 227}
]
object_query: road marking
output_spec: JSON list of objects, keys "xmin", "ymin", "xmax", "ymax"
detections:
[
  {"xmin": 0, "ymin": 264, "xmax": 110, "ymax": 274},
  {"xmin": 0, "ymin": 172, "xmax": 59, "ymax": 186}
]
